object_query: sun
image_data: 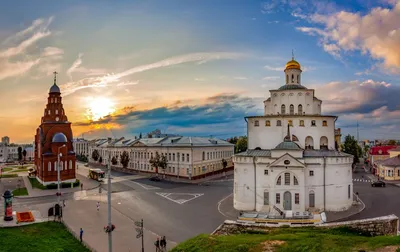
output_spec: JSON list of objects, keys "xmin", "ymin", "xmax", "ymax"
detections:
[{"xmin": 85, "ymin": 97, "xmax": 116, "ymax": 121}]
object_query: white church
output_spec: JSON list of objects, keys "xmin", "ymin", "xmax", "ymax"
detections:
[{"xmin": 233, "ymin": 56, "xmax": 353, "ymax": 213}]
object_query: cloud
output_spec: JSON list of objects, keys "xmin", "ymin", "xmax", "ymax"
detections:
[
  {"xmin": 262, "ymin": 76, "xmax": 280, "ymax": 80},
  {"xmin": 0, "ymin": 17, "xmax": 54, "ymax": 81},
  {"xmin": 264, "ymin": 65, "xmax": 284, "ymax": 71},
  {"xmin": 234, "ymin": 76, "xmax": 247, "ymax": 80},
  {"xmin": 66, "ymin": 53, "xmax": 84, "ymax": 80},
  {"xmin": 297, "ymin": 2, "xmax": 400, "ymax": 72},
  {"xmin": 60, "ymin": 52, "xmax": 244, "ymax": 96},
  {"xmin": 42, "ymin": 47, "xmax": 64, "ymax": 57}
]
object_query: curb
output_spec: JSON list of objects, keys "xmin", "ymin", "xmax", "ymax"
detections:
[
  {"xmin": 14, "ymin": 183, "xmax": 101, "ymax": 199},
  {"xmin": 327, "ymin": 192, "xmax": 366, "ymax": 223}
]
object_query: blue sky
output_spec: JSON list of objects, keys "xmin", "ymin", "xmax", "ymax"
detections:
[{"xmin": 0, "ymin": 0, "xmax": 399, "ymax": 143}]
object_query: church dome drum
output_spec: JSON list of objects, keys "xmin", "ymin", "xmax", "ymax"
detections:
[
  {"xmin": 52, "ymin": 132, "xmax": 67, "ymax": 143},
  {"xmin": 49, "ymin": 83, "xmax": 60, "ymax": 94}
]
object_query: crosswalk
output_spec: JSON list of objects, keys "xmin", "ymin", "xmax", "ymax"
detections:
[{"xmin": 352, "ymin": 178, "xmax": 373, "ymax": 183}]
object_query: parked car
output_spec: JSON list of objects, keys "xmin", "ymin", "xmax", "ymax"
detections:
[
  {"xmin": 371, "ymin": 180, "xmax": 385, "ymax": 187},
  {"xmin": 149, "ymin": 176, "xmax": 161, "ymax": 182}
]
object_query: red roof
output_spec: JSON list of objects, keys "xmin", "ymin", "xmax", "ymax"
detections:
[{"xmin": 369, "ymin": 145, "xmax": 397, "ymax": 155}]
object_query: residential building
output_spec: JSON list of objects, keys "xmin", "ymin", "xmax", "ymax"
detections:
[
  {"xmin": 233, "ymin": 56, "xmax": 353, "ymax": 213},
  {"xmin": 376, "ymin": 155, "xmax": 400, "ymax": 181},
  {"xmin": 34, "ymin": 76, "xmax": 76, "ymax": 185},
  {"xmin": 73, "ymin": 138, "xmax": 90, "ymax": 158},
  {"xmin": 89, "ymin": 136, "xmax": 234, "ymax": 179},
  {"xmin": 1, "ymin": 136, "xmax": 10, "ymax": 145},
  {"xmin": 369, "ymin": 145, "xmax": 397, "ymax": 175}
]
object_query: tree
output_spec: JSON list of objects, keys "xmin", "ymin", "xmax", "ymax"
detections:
[
  {"xmin": 228, "ymin": 136, "xmax": 238, "ymax": 145},
  {"xmin": 388, "ymin": 140, "xmax": 397, "ymax": 145},
  {"xmin": 22, "ymin": 149, "xmax": 27, "ymax": 162},
  {"xmin": 99, "ymin": 156, "xmax": 103, "ymax": 163},
  {"xmin": 111, "ymin": 156, "xmax": 118, "ymax": 165},
  {"xmin": 139, "ymin": 132, "xmax": 142, "ymax": 138},
  {"xmin": 235, "ymin": 136, "xmax": 248, "ymax": 153},
  {"xmin": 92, "ymin": 149, "xmax": 100, "ymax": 161},
  {"xmin": 17, "ymin": 146, "xmax": 22, "ymax": 162},
  {"xmin": 120, "ymin": 151, "xmax": 130, "ymax": 168},
  {"xmin": 149, "ymin": 152, "xmax": 168, "ymax": 176},
  {"xmin": 222, "ymin": 159, "xmax": 228, "ymax": 169},
  {"xmin": 342, "ymin": 134, "xmax": 362, "ymax": 165}
]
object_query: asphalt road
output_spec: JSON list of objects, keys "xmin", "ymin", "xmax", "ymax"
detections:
[{"xmin": 343, "ymin": 165, "xmax": 400, "ymax": 222}]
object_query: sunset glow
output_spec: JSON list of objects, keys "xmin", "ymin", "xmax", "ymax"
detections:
[{"xmin": 85, "ymin": 97, "xmax": 116, "ymax": 121}]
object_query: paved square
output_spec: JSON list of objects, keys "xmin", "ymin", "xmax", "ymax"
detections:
[{"xmin": 156, "ymin": 192, "xmax": 204, "ymax": 204}]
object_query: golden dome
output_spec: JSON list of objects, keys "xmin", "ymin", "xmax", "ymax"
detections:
[{"xmin": 285, "ymin": 59, "xmax": 301, "ymax": 70}]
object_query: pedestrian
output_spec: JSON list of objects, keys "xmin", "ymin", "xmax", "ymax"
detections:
[
  {"xmin": 81, "ymin": 183, "xmax": 83, "ymax": 191},
  {"xmin": 97, "ymin": 201, "xmax": 100, "ymax": 211},
  {"xmin": 154, "ymin": 237, "xmax": 160, "ymax": 252},
  {"xmin": 80, "ymin": 228, "xmax": 83, "ymax": 242},
  {"xmin": 63, "ymin": 199, "xmax": 66, "ymax": 207},
  {"xmin": 162, "ymin": 236, "xmax": 167, "ymax": 251}
]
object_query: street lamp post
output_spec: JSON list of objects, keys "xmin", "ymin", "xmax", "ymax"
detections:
[
  {"xmin": 107, "ymin": 150, "xmax": 112, "ymax": 252},
  {"xmin": 57, "ymin": 144, "xmax": 66, "ymax": 206}
]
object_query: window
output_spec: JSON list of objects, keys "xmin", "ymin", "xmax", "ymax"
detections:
[
  {"xmin": 309, "ymin": 170, "xmax": 314, "ymax": 176},
  {"xmin": 202, "ymin": 152, "xmax": 205, "ymax": 160},
  {"xmin": 311, "ymin": 120, "xmax": 316, "ymax": 126},
  {"xmin": 173, "ymin": 153, "xmax": 175, "ymax": 161},
  {"xmin": 277, "ymin": 120, "xmax": 282, "ymax": 126},
  {"xmin": 290, "ymin": 104, "xmax": 294, "ymax": 115},
  {"xmin": 285, "ymin": 172, "xmax": 290, "ymax": 185},
  {"xmin": 297, "ymin": 75, "xmax": 300, "ymax": 83},
  {"xmin": 60, "ymin": 161, "xmax": 63, "ymax": 171},
  {"xmin": 69, "ymin": 160, "xmax": 72, "ymax": 170},
  {"xmin": 276, "ymin": 193, "xmax": 280, "ymax": 204},
  {"xmin": 55, "ymin": 109, "xmax": 58, "ymax": 115},
  {"xmin": 288, "ymin": 120, "xmax": 293, "ymax": 126},
  {"xmin": 300, "ymin": 120, "xmax": 304, "ymax": 126},
  {"xmin": 48, "ymin": 162, "xmax": 51, "ymax": 172},
  {"xmin": 264, "ymin": 191, "xmax": 269, "ymax": 205},
  {"xmin": 348, "ymin": 185, "xmax": 351, "ymax": 199},
  {"xmin": 281, "ymin": 105, "xmax": 286, "ymax": 114},
  {"xmin": 182, "ymin": 154, "xmax": 185, "ymax": 162},
  {"xmin": 295, "ymin": 193, "xmax": 299, "ymax": 204},
  {"xmin": 398, "ymin": 170, "xmax": 400, "ymax": 176},
  {"xmin": 54, "ymin": 161, "xmax": 57, "ymax": 171},
  {"xmin": 309, "ymin": 191, "xmax": 315, "ymax": 207},
  {"xmin": 168, "ymin": 153, "xmax": 171, "ymax": 161},
  {"xmin": 291, "ymin": 74, "xmax": 294, "ymax": 82},
  {"xmin": 48, "ymin": 110, "xmax": 51, "ymax": 115},
  {"xmin": 254, "ymin": 120, "xmax": 259, "ymax": 127},
  {"xmin": 322, "ymin": 120, "xmax": 327, "ymax": 126},
  {"xmin": 207, "ymin": 152, "xmax": 209, "ymax": 160},
  {"xmin": 298, "ymin": 104, "xmax": 303, "ymax": 115},
  {"xmin": 187, "ymin": 154, "xmax": 190, "ymax": 162},
  {"xmin": 276, "ymin": 176, "xmax": 281, "ymax": 185},
  {"xmin": 294, "ymin": 176, "xmax": 298, "ymax": 185},
  {"xmin": 264, "ymin": 169, "xmax": 268, "ymax": 175},
  {"xmin": 265, "ymin": 120, "xmax": 270, "ymax": 126}
]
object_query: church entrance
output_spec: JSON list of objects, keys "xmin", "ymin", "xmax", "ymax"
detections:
[{"xmin": 283, "ymin": 191, "xmax": 292, "ymax": 210}]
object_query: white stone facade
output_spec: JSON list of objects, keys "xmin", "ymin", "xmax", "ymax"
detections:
[
  {"xmin": 233, "ymin": 57, "xmax": 353, "ymax": 213},
  {"xmin": 73, "ymin": 138, "xmax": 89, "ymax": 157},
  {"xmin": 89, "ymin": 136, "xmax": 234, "ymax": 179}
]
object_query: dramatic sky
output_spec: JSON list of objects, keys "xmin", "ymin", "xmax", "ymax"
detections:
[{"xmin": 0, "ymin": 0, "xmax": 399, "ymax": 143}]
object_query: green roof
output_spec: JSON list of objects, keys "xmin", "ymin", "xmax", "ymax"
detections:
[
  {"xmin": 274, "ymin": 141, "xmax": 302, "ymax": 150},
  {"xmin": 278, "ymin": 84, "xmax": 307, "ymax": 90}
]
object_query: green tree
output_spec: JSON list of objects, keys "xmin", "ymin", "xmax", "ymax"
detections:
[
  {"xmin": 111, "ymin": 156, "xmax": 118, "ymax": 165},
  {"xmin": 149, "ymin": 152, "xmax": 168, "ymax": 175},
  {"xmin": 17, "ymin": 146, "xmax": 22, "ymax": 162},
  {"xmin": 342, "ymin": 134, "xmax": 362, "ymax": 165},
  {"xmin": 388, "ymin": 139, "xmax": 397, "ymax": 145},
  {"xmin": 222, "ymin": 159, "xmax": 228, "ymax": 169},
  {"xmin": 22, "ymin": 149, "xmax": 27, "ymax": 162},
  {"xmin": 92, "ymin": 149, "xmax": 99, "ymax": 161},
  {"xmin": 120, "ymin": 151, "xmax": 130, "ymax": 168},
  {"xmin": 228, "ymin": 137, "xmax": 238, "ymax": 145},
  {"xmin": 235, "ymin": 136, "xmax": 248, "ymax": 153}
]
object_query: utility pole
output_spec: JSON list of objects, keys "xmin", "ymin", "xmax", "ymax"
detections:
[{"xmin": 107, "ymin": 150, "xmax": 112, "ymax": 252}]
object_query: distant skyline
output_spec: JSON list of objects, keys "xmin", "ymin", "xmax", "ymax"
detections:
[{"xmin": 0, "ymin": 0, "xmax": 399, "ymax": 143}]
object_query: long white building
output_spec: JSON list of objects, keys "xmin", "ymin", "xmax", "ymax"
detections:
[
  {"xmin": 89, "ymin": 136, "xmax": 234, "ymax": 179},
  {"xmin": 233, "ymin": 57, "xmax": 353, "ymax": 213}
]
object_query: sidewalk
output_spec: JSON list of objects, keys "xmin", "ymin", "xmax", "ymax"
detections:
[
  {"xmin": 18, "ymin": 174, "xmax": 100, "ymax": 198},
  {"xmin": 62, "ymin": 200, "xmax": 177, "ymax": 252},
  {"xmin": 325, "ymin": 194, "xmax": 365, "ymax": 222}
]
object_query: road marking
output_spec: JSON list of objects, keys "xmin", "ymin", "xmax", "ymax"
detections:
[
  {"xmin": 217, "ymin": 193, "xmax": 233, "ymax": 218},
  {"xmin": 131, "ymin": 181, "xmax": 160, "ymax": 190},
  {"xmin": 156, "ymin": 192, "xmax": 204, "ymax": 204},
  {"xmin": 352, "ymin": 179, "xmax": 372, "ymax": 183}
]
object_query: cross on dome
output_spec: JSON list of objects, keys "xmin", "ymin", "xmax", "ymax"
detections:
[{"xmin": 53, "ymin": 71, "xmax": 58, "ymax": 85}]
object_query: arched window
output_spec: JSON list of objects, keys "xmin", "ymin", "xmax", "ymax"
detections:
[
  {"xmin": 254, "ymin": 120, "xmax": 259, "ymax": 127},
  {"xmin": 69, "ymin": 160, "xmax": 73, "ymax": 170},
  {"xmin": 284, "ymin": 172, "xmax": 290, "ymax": 185},
  {"xmin": 348, "ymin": 185, "xmax": 351, "ymax": 199},
  {"xmin": 65, "ymin": 161, "xmax": 67, "ymax": 170},
  {"xmin": 291, "ymin": 74, "xmax": 294, "ymax": 82},
  {"xmin": 60, "ymin": 161, "xmax": 63, "ymax": 171},
  {"xmin": 305, "ymin": 136, "xmax": 314, "ymax": 150},
  {"xmin": 290, "ymin": 104, "xmax": 294, "ymax": 115},
  {"xmin": 294, "ymin": 176, "xmax": 299, "ymax": 185},
  {"xmin": 320, "ymin": 136, "xmax": 328, "ymax": 150},
  {"xmin": 54, "ymin": 161, "xmax": 57, "ymax": 171},
  {"xmin": 322, "ymin": 120, "xmax": 327, "ymax": 126},
  {"xmin": 281, "ymin": 104, "xmax": 286, "ymax": 114},
  {"xmin": 298, "ymin": 104, "xmax": 303, "ymax": 115},
  {"xmin": 255, "ymin": 147, "xmax": 261, "ymax": 150},
  {"xmin": 300, "ymin": 120, "xmax": 304, "ymax": 126},
  {"xmin": 276, "ymin": 176, "xmax": 281, "ymax": 185},
  {"xmin": 309, "ymin": 191, "xmax": 315, "ymax": 207},
  {"xmin": 311, "ymin": 120, "xmax": 316, "ymax": 126},
  {"xmin": 277, "ymin": 120, "xmax": 282, "ymax": 126},
  {"xmin": 48, "ymin": 162, "xmax": 51, "ymax": 172},
  {"xmin": 202, "ymin": 152, "xmax": 205, "ymax": 160},
  {"xmin": 265, "ymin": 120, "xmax": 270, "ymax": 127}
]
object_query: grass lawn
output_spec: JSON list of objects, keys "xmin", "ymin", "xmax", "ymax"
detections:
[
  {"xmin": 0, "ymin": 222, "xmax": 89, "ymax": 252},
  {"xmin": 15, "ymin": 169, "xmax": 29, "ymax": 172},
  {"xmin": 1, "ymin": 167, "xmax": 13, "ymax": 172},
  {"xmin": 0, "ymin": 174, "xmax": 18, "ymax": 178},
  {"xmin": 28, "ymin": 177, "xmax": 46, "ymax": 189},
  {"xmin": 12, "ymin": 187, "xmax": 28, "ymax": 196},
  {"xmin": 171, "ymin": 227, "xmax": 400, "ymax": 252}
]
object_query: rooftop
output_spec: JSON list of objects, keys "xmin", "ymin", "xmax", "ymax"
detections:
[
  {"xmin": 276, "ymin": 84, "xmax": 307, "ymax": 90},
  {"xmin": 235, "ymin": 149, "xmax": 352, "ymax": 158},
  {"xmin": 274, "ymin": 141, "xmax": 302, "ymax": 150},
  {"xmin": 379, "ymin": 155, "xmax": 400, "ymax": 167}
]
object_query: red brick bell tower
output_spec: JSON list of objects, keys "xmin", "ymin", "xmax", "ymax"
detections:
[{"xmin": 34, "ymin": 72, "xmax": 76, "ymax": 185}]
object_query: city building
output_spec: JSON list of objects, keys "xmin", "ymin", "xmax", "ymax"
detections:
[
  {"xmin": 2, "ymin": 136, "xmax": 10, "ymax": 145},
  {"xmin": 0, "ymin": 137, "xmax": 33, "ymax": 163},
  {"xmin": 369, "ymin": 145, "xmax": 397, "ymax": 175},
  {"xmin": 376, "ymin": 155, "xmax": 400, "ymax": 181},
  {"xmin": 89, "ymin": 136, "xmax": 234, "ymax": 179},
  {"xmin": 33, "ymin": 74, "xmax": 76, "ymax": 185},
  {"xmin": 233, "ymin": 56, "xmax": 353, "ymax": 213},
  {"xmin": 335, "ymin": 128, "xmax": 342, "ymax": 151},
  {"xmin": 73, "ymin": 138, "xmax": 89, "ymax": 158}
]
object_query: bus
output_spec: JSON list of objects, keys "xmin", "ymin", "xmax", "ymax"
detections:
[{"xmin": 88, "ymin": 168, "xmax": 105, "ymax": 181}]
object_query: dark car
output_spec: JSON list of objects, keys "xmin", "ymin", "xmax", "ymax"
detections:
[
  {"xmin": 149, "ymin": 176, "xmax": 161, "ymax": 182},
  {"xmin": 371, "ymin": 180, "xmax": 386, "ymax": 187}
]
